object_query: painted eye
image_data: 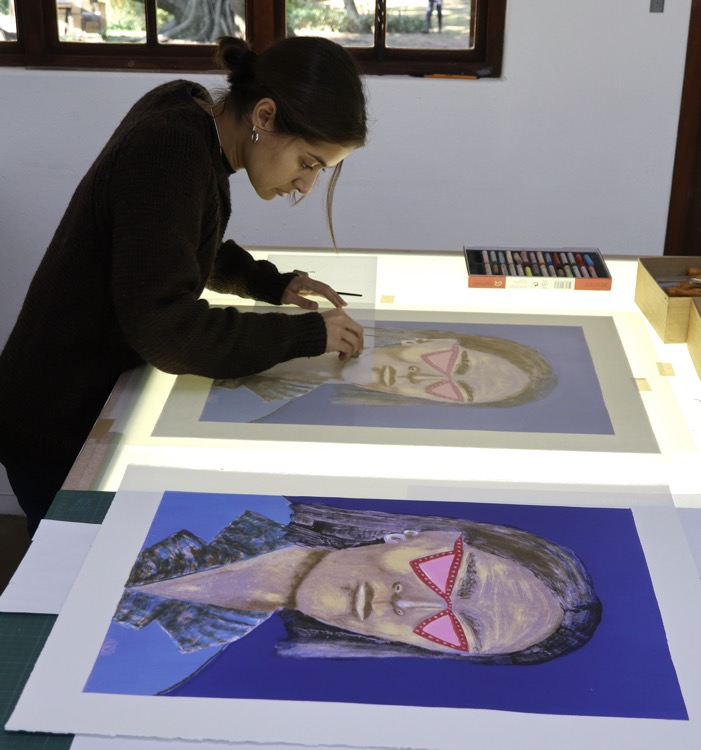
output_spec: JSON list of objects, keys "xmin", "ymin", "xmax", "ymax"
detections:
[
  {"xmin": 408, "ymin": 366, "xmax": 419, "ymax": 373},
  {"xmin": 392, "ymin": 582, "xmax": 402, "ymax": 593},
  {"xmin": 394, "ymin": 606, "xmax": 405, "ymax": 616}
]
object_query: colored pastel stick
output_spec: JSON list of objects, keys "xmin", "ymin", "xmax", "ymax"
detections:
[
  {"xmin": 524, "ymin": 265, "xmax": 533, "ymax": 276},
  {"xmin": 564, "ymin": 265, "xmax": 573, "ymax": 277}
]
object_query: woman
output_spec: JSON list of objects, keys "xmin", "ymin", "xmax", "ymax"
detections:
[{"xmin": 0, "ymin": 36, "xmax": 367, "ymax": 534}]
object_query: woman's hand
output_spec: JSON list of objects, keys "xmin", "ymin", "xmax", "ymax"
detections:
[
  {"xmin": 321, "ymin": 308, "xmax": 364, "ymax": 360},
  {"xmin": 281, "ymin": 273, "xmax": 348, "ymax": 310}
]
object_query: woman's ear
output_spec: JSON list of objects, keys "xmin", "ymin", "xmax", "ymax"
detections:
[{"xmin": 252, "ymin": 97, "xmax": 277, "ymax": 132}]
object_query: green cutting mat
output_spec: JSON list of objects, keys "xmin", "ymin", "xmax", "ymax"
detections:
[{"xmin": 1, "ymin": 489, "xmax": 114, "ymax": 748}]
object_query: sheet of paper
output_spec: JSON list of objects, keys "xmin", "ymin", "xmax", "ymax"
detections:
[
  {"xmin": 7, "ymin": 467, "xmax": 701, "ymax": 749},
  {"xmin": 266, "ymin": 253, "xmax": 378, "ymax": 307},
  {"xmin": 0, "ymin": 519, "xmax": 99, "ymax": 614}
]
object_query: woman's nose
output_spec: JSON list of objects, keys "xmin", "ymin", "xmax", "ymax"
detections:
[{"xmin": 294, "ymin": 171, "xmax": 319, "ymax": 195}]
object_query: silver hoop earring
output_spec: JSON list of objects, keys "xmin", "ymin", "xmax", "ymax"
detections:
[{"xmin": 250, "ymin": 126, "xmax": 259, "ymax": 143}]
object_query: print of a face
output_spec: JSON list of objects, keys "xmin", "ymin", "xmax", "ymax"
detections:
[
  {"xmin": 339, "ymin": 339, "xmax": 532, "ymax": 404},
  {"xmin": 293, "ymin": 531, "xmax": 564, "ymax": 655}
]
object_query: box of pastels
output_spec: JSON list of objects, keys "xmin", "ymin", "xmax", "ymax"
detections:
[{"xmin": 463, "ymin": 246, "xmax": 613, "ymax": 291}]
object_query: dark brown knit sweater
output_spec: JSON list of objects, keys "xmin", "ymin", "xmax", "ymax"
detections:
[{"xmin": 0, "ymin": 80, "xmax": 327, "ymax": 466}]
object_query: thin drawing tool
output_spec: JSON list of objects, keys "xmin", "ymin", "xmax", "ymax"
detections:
[
  {"xmin": 505, "ymin": 250, "xmax": 514, "ymax": 264},
  {"xmin": 579, "ymin": 266, "xmax": 589, "ymax": 278},
  {"xmin": 556, "ymin": 267, "xmax": 564, "ymax": 277},
  {"xmin": 575, "ymin": 253, "xmax": 584, "ymax": 266},
  {"xmin": 539, "ymin": 264, "xmax": 548, "ymax": 276},
  {"xmin": 564, "ymin": 265, "xmax": 573, "ymax": 278},
  {"xmin": 497, "ymin": 251, "xmax": 506, "ymax": 265},
  {"xmin": 500, "ymin": 263, "xmax": 509, "ymax": 275},
  {"xmin": 507, "ymin": 263, "xmax": 516, "ymax": 275},
  {"xmin": 544, "ymin": 252, "xmax": 552, "ymax": 265},
  {"xmin": 481, "ymin": 250, "xmax": 490, "ymax": 265},
  {"xmin": 536, "ymin": 250, "xmax": 545, "ymax": 265},
  {"xmin": 423, "ymin": 74, "xmax": 478, "ymax": 79},
  {"xmin": 517, "ymin": 264, "xmax": 525, "ymax": 276},
  {"xmin": 528, "ymin": 251, "xmax": 538, "ymax": 264},
  {"xmin": 489, "ymin": 250, "xmax": 497, "ymax": 263},
  {"xmin": 572, "ymin": 265, "xmax": 581, "ymax": 278},
  {"xmin": 521, "ymin": 251, "xmax": 529, "ymax": 263},
  {"xmin": 566, "ymin": 252, "xmax": 576, "ymax": 265},
  {"xmin": 588, "ymin": 265, "xmax": 598, "ymax": 278},
  {"xmin": 337, "ymin": 291, "xmax": 363, "ymax": 297},
  {"xmin": 532, "ymin": 264, "xmax": 541, "ymax": 276},
  {"xmin": 524, "ymin": 266, "xmax": 533, "ymax": 277},
  {"xmin": 492, "ymin": 263, "xmax": 500, "ymax": 274},
  {"xmin": 547, "ymin": 265, "xmax": 557, "ymax": 278}
]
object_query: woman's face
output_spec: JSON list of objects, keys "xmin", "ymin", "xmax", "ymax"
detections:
[
  {"xmin": 245, "ymin": 134, "xmax": 354, "ymax": 201},
  {"xmin": 339, "ymin": 339, "xmax": 532, "ymax": 404},
  {"xmin": 293, "ymin": 531, "xmax": 564, "ymax": 655}
]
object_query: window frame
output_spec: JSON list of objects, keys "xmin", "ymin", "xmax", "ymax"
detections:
[{"xmin": 1, "ymin": 0, "xmax": 506, "ymax": 77}]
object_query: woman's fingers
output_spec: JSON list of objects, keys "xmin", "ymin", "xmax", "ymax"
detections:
[
  {"xmin": 281, "ymin": 275, "xmax": 348, "ymax": 309},
  {"xmin": 321, "ymin": 308, "xmax": 364, "ymax": 359}
]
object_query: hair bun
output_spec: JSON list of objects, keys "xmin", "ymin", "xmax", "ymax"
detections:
[{"xmin": 236, "ymin": 49, "xmax": 256, "ymax": 68}]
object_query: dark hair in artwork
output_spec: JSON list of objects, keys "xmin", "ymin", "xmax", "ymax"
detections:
[{"xmin": 278, "ymin": 502, "xmax": 602, "ymax": 665}]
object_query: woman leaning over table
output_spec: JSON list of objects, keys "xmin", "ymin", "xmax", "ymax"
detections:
[{"xmin": 0, "ymin": 35, "xmax": 368, "ymax": 535}]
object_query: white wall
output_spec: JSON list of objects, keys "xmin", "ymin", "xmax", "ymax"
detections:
[{"xmin": 0, "ymin": 0, "xmax": 692, "ymax": 512}]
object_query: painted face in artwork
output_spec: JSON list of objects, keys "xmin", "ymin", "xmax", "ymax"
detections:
[
  {"xmin": 339, "ymin": 339, "xmax": 532, "ymax": 404},
  {"xmin": 293, "ymin": 530, "xmax": 564, "ymax": 655}
]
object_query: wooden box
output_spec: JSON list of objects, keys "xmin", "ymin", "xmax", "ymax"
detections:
[
  {"xmin": 688, "ymin": 299, "xmax": 701, "ymax": 379},
  {"xmin": 634, "ymin": 256, "xmax": 701, "ymax": 343}
]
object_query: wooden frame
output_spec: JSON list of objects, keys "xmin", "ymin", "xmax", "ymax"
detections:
[{"xmin": 0, "ymin": 0, "xmax": 506, "ymax": 77}]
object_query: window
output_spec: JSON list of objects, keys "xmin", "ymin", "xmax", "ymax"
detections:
[{"xmin": 0, "ymin": 0, "xmax": 506, "ymax": 77}]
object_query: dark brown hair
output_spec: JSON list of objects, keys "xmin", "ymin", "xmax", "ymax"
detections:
[{"xmin": 215, "ymin": 36, "xmax": 368, "ymax": 246}]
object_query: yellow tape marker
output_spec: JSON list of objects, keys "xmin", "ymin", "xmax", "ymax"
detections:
[
  {"xmin": 656, "ymin": 362, "xmax": 675, "ymax": 377},
  {"xmin": 635, "ymin": 378, "xmax": 651, "ymax": 392},
  {"xmin": 380, "ymin": 295, "xmax": 395, "ymax": 304}
]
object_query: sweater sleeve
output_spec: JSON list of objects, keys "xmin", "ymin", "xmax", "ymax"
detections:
[
  {"xmin": 207, "ymin": 239, "xmax": 297, "ymax": 305},
  {"xmin": 106, "ymin": 115, "xmax": 327, "ymax": 379}
]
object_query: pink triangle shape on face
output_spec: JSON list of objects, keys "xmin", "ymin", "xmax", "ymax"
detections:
[
  {"xmin": 421, "ymin": 347, "xmax": 456, "ymax": 375},
  {"xmin": 426, "ymin": 380, "xmax": 463, "ymax": 402},
  {"xmin": 417, "ymin": 553, "xmax": 454, "ymax": 594},
  {"xmin": 420, "ymin": 612, "xmax": 463, "ymax": 647}
]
